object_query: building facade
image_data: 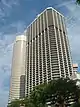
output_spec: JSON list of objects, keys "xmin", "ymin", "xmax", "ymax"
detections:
[
  {"xmin": 73, "ymin": 64, "xmax": 78, "ymax": 72},
  {"xmin": 9, "ymin": 36, "xmax": 26, "ymax": 103},
  {"xmin": 25, "ymin": 7, "xmax": 73, "ymax": 96},
  {"xmin": 71, "ymin": 64, "xmax": 80, "ymax": 86},
  {"xmin": 71, "ymin": 64, "xmax": 78, "ymax": 80}
]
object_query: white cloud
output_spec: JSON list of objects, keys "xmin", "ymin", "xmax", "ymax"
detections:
[
  {"xmin": 0, "ymin": 21, "xmax": 26, "ymax": 73},
  {"xmin": 0, "ymin": 0, "xmax": 19, "ymax": 19},
  {"xmin": 0, "ymin": 1, "xmax": 34, "ymax": 107},
  {"xmin": 55, "ymin": 0, "xmax": 75, "ymax": 8},
  {"xmin": 2, "ymin": 0, "xmax": 19, "ymax": 8},
  {"xmin": 65, "ymin": 2, "xmax": 80, "ymax": 65}
]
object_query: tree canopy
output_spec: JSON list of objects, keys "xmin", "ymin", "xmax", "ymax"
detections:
[
  {"xmin": 71, "ymin": 102, "xmax": 80, "ymax": 107},
  {"xmin": 76, "ymin": 0, "xmax": 80, "ymax": 4},
  {"xmin": 8, "ymin": 78, "xmax": 80, "ymax": 107},
  {"xmin": 29, "ymin": 78, "xmax": 80, "ymax": 107},
  {"xmin": 7, "ymin": 100, "xmax": 20, "ymax": 107}
]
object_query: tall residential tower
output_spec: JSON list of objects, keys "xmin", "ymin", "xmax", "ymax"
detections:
[
  {"xmin": 9, "ymin": 35, "xmax": 26, "ymax": 103},
  {"xmin": 25, "ymin": 7, "xmax": 73, "ymax": 96}
]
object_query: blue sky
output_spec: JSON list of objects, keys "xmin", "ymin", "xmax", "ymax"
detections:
[{"xmin": 0, "ymin": 0, "xmax": 80, "ymax": 106}]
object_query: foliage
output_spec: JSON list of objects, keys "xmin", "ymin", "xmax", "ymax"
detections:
[
  {"xmin": 28, "ymin": 83, "xmax": 47, "ymax": 107},
  {"xmin": 71, "ymin": 102, "xmax": 80, "ymax": 107},
  {"xmin": 26, "ymin": 78, "xmax": 80, "ymax": 107},
  {"xmin": 7, "ymin": 99, "xmax": 25, "ymax": 107},
  {"xmin": 7, "ymin": 99, "xmax": 20, "ymax": 107},
  {"xmin": 8, "ymin": 78, "xmax": 80, "ymax": 107},
  {"xmin": 76, "ymin": 0, "xmax": 80, "ymax": 4},
  {"xmin": 43, "ymin": 78, "xmax": 80, "ymax": 107}
]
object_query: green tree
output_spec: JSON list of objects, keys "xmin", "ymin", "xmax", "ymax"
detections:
[
  {"xmin": 29, "ymin": 83, "xmax": 47, "ymax": 107},
  {"xmin": 7, "ymin": 99, "xmax": 20, "ymax": 107},
  {"xmin": 27, "ymin": 78, "xmax": 80, "ymax": 107},
  {"xmin": 76, "ymin": 0, "xmax": 80, "ymax": 4},
  {"xmin": 9, "ymin": 78, "xmax": 80, "ymax": 107},
  {"xmin": 71, "ymin": 102, "xmax": 80, "ymax": 107},
  {"xmin": 24, "ymin": 97, "xmax": 34, "ymax": 107},
  {"xmin": 45, "ymin": 78, "xmax": 80, "ymax": 107}
]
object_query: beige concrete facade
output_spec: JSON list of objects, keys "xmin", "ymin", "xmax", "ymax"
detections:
[
  {"xmin": 9, "ymin": 35, "xmax": 26, "ymax": 103},
  {"xmin": 25, "ymin": 7, "xmax": 73, "ymax": 96}
]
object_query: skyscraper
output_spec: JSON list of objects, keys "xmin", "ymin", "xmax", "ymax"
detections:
[
  {"xmin": 9, "ymin": 35, "xmax": 26, "ymax": 103},
  {"xmin": 25, "ymin": 7, "xmax": 73, "ymax": 96}
]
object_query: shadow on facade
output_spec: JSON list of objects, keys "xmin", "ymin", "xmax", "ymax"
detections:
[{"xmin": 20, "ymin": 75, "xmax": 25, "ymax": 99}]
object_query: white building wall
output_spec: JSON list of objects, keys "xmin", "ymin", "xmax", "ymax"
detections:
[{"xmin": 9, "ymin": 35, "xmax": 26, "ymax": 103}]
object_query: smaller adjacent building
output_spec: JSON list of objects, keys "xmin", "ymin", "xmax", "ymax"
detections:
[
  {"xmin": 73, "ymin": 64, "xmax": 78, "ymax": 72},
  {"xmin": 71, "ymin": 64, "xmax": 80, "ymax": 86}
]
